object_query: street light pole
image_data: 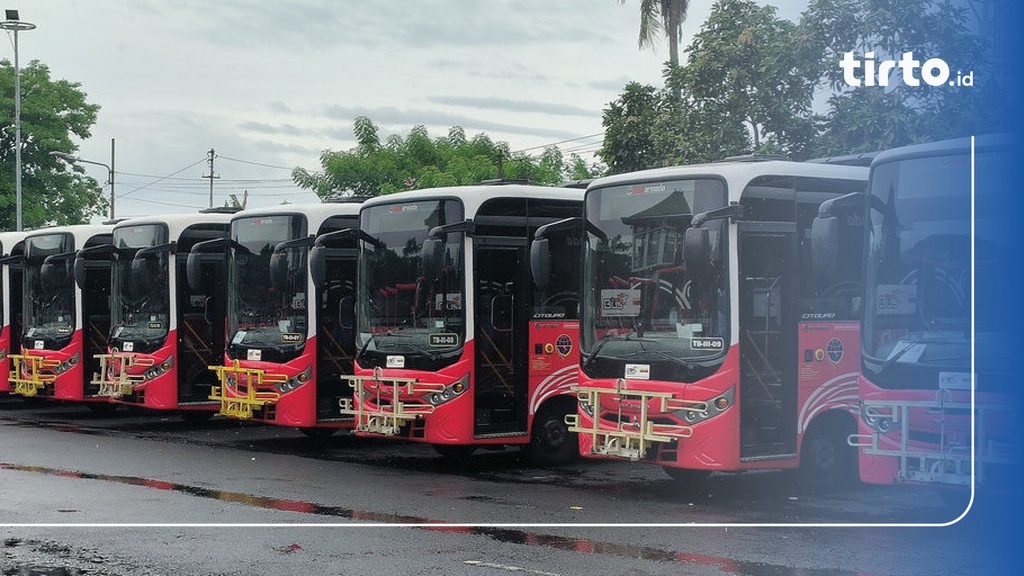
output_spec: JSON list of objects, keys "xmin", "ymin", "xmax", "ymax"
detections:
[
  {"xmin": 1, "ymin": 10, "xmax": 37, "ymax": 231},
  {"xmin": 50, "ymin": 144, "xmax": 116, "ymax": 221}
]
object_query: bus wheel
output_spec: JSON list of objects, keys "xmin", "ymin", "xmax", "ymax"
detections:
[
  {"xmin": 527, "ymin": 402, "xmax": 578, "ymax": 466},
  {"xmin": 799, "ymin": 418, "xmax": 856, "ymax": 491},
  {"xmin": 433, "ymin": 444, "xmax": 477, "ymax": 461},
  {"xmin": 662, "ymin": 467, "xmax": 713, "ymax": 484}
]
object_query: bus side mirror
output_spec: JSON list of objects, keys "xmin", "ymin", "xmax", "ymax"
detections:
[
  {"xmin": 73, "ymin": 255, "xmax": 87, "ymax": 290},
  {"xmin": 811, "ymin": 216, "xmax": 839, "ymax": 280},
  {"xmin": 421, "ymin": 237, "xmax": 444, "ymax": 278},
  {"xmin": 41, "ymin": 256, "xmax": 72, "ymax": 297},
  {"xmin": 529, "ymin": 237, "xmax": 551, "ymax": 291},
  {"xmin": 269, "ymin": 251, "xmax": 289, "ymax": 290},
  {"xmin": 310, "ymin": 244, "xmax": 327, "ymax": 287},
  {"xmin": 186, "ymin": 252, "xmax": 203, "ymax": 292},
  {"xmin": 684, "ymin": 227, "xmax": 711, "ymax": 276}
]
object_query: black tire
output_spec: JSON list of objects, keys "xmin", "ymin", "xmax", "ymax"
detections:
[
  {"xmin": 662, "ymin": 467, "xmax": 713, "ymax": 484},
  {"xmin": 526, "ymin": 402, "xmax": 579, "ymax": 466},
  {"xmin": 799, "ymin": 418, "xmax": 857, "ymax": 492},
  {"xmin": 432, "ymin": 444, "xmax": 477, "ymax": 461}
]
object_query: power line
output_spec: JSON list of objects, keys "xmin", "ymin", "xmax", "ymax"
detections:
[{"xmin": 118, "ymin": 157, "xmax": 208, "ymax": 200}]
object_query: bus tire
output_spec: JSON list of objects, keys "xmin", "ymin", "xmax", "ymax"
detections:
[
  {"xmin": 527, "ymin": 401, "xmax": 579, "ymax": 467},
  {"xmin": 799, "ymin": 414, "xmax": 857, "ymax": 492}
]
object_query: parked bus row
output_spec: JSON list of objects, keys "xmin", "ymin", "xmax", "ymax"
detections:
[{"xmin": 2, "ymin": 137, "xmax": 1011, "ymax": 506}]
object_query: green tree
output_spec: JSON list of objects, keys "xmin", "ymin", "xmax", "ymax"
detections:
[
  {"xmin": 598, "ymin": 82, "xmax": 662, "ymax": 174},
  {"xmin": 621, "ymin": 0, "xmax": 691, "ymax": 68},
  {"xmin": 803, "ymin": 0, "xmax": 1005, "ymax": 154},
  {"xmin": 1, "ymin": 60, "xmax": 106, "ymax": 230},
  {"xmin": 293, "ymin": 117, "xmax": 598, "ymax": 198},
  {"xmin": 673, "ymin": 0, "xmax": 821, "ymax": 159},
  {"xmin": 601, "ymin": 0, "xmax": 820, "ymax": 168}
]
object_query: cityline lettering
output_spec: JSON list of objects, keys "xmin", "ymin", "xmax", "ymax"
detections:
[{"xmin": 840, "ymin": 52, "xmax": 973, "ymax": 88}]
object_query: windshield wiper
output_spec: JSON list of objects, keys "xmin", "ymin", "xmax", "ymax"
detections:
[{"xmin": 582, "ymin": 331, "xmax": 652, "ymax": 370}]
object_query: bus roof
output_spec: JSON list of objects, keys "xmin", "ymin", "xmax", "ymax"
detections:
[
  {"xmin": 359, "ymin": 184, "xmax": 584, "ymax": 216},
  {"xmin": 230, "ymin": 202, "xmax": 364, "ymax": 233},
  {"xmin": 21, "ymin": 223, "xmax": 116, "ymax": 249},
  {"xmin": 588, "ymin": 160, "xmax": 867, "ymax": 201},
  {"xmin": 112, "ymin": 212, "xmax": 235, "ymax": 240},
  {"xmin": 870, "ymin": 134, "xmax": 1014, "ymax": 168},
  {"xmin": 0, "ymin": 231, "xmax": 27, "ymax": 256}
]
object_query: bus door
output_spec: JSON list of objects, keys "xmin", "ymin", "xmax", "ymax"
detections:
[
  {"xmin": 81, "ymin": 246, "xmax": 113, "ymax": 398},
  {"xmin": 738, "ymin": 224, "xmax": 798, "ymax": 460},
  {"xmin": 473, "ymin": 240, "xmax": 529, "ymax": 437}
]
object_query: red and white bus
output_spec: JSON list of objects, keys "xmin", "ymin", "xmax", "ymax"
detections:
[
  {"xmin": 8, "ymin": 224, "xmax": 115, "ymax": 403},
  {"xmin": 538, "ymin": 160, "xmax": 868, "ymax": 484},
  {"xmin": 341, "ymin": 183, "xmax": 584, "ymax": 464},
  {"xmin": 828, "ymin": 135, "xmax": 1017, "ymax": 505},
  {"xmin": 1, "ymin": 231, "xmax": 26, "ymax": 394},
  {"xmin": 202, "ymin": 201, "xmax": 363, "ymax": 431},
  {"xmin": 84, "ymin": 212, "xmax": 234, "ymax": 416}
]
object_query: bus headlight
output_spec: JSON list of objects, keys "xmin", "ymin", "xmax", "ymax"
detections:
[
  {"xmin": 426, "ymin": 374, "xmax": 469, "ymax": 406},
  {"xmin": 276, "ymin": 367, "xmax": 312, "ymax": 393}
]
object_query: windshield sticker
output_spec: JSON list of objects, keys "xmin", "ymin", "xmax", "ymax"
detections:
[
  {"xmin": 232, "ymin": 331, "xmax": 247, "ymax": 345},
  {"xmin": 601, "ymin": 289, "xmax": 641, "ymax": 317},
  {"xmin": 876, "ymin": 284, "xmax": 917, "ymax": 315},
  {"xmin": 247, "ymin": 348, "xmax": 262, "ymax": 361},
  {"xmin": 939, "ymin": 372, "xmax": 971, "ymax": 390},
  {"xmin": 386, "ymin": 355, "xmax": 405, "ymax": 368},
  {"xmin": 388, "ymin": 205, "xmax": 419, "ymax": 214},
  {"xmin": 34, "ymin": 340, "xmax": 45, "ymax": 350},
  {"xmin": 122, "ymin": 341, "xmax": 135, "ymax": 352},
  {"xmin": 435, "ymin": 293, "xmax": 462, "ymax": 311},
  {"xmin": 429, "ymin": 333, "xmax": 459, "ymax": 348},
  {"xmin": 625, "ymin": 363, "xmax": 650, "ymax": 380}
]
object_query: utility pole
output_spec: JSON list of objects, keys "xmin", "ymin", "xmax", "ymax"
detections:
[{"xmin": 203, "ymin": 148, "xmax": 219, "ymax": 208}]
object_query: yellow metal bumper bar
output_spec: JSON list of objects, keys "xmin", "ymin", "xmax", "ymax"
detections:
[
  {"xmin": 567, "ymin": 379, "xmax": 703, "ymax": 461},
  {"xmin": 339, "ymin": 367, "xmax": 440, "ymax": 436},
  {"xmin": 8, "ymin": 354, "xmax": 59, "ymax": 397},
  {"xmin": 91, "ymin": 353, "xmax": 154, "ymax": 398},
  {"xmin": 208, "ymin": 361, "xmax": 286, "ymax": 419},
  {"xmin": 849, "ymin": 398, "xmax": 1016, "ymax": 486}
]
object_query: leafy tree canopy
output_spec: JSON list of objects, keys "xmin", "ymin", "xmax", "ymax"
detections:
[
  {"xmin": 1, "ymin": 60, "xmax": 106, "ymax": 230},
  {"xmin": 293, "ymin": 117, "xmax": 602, "ymax": 199}
]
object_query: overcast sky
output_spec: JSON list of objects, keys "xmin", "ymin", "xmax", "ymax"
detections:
[{"xmin": 7, "ymin": 1, "xmax": 808, "ymax": 219}]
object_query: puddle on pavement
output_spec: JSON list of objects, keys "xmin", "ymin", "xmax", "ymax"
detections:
[{"xmin": 1, "ymin": 462, "xmax": 884, "ymax": 576}]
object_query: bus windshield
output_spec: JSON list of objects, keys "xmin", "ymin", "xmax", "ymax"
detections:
[
  {"xmin": 110, "ymin": 224, "xmax": 170, "ymax": 352},
  {"xmin": 863, "ymin": 147, "xmax": 1007, "ymax": 390},
  {"xmin": 357, "ymin": 199, "xmax": 465, "ymax": 369},
  {"xmin": 227, "ymin": 214, "xmax": 308, "ymax": 361},
  {"xmin": 582, "ymin": 179, "xmax": 729, "ymax": 376},
  {"xmin": 22, "ymin": 233, "xmax": 75, "ymax": 350}
]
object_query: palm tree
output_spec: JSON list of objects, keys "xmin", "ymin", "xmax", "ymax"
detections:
[{"xmin": 621, "ymin": 0, "xmax": 690, "ymax": 68}]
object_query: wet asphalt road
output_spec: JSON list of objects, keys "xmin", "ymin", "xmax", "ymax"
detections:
[{"xmin": 1, "ymin": 395, "xmax": 1018, "ymax": 576}]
